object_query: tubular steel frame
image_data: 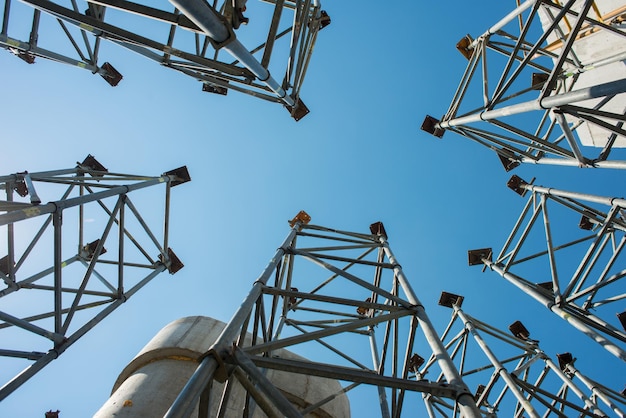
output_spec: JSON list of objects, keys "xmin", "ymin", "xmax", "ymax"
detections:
[
  {"xmin": 163, "ymin": 213, "xmax": 482, "ymax": 418},
  {"xmin": 0, "ymin": 156, "xmax": 189, "ymax": 400},
  {"xmin": 422, "ymin": 0, "xmax": 626, "ymax": 169},
  {"xmin": 469, "ymin": 176, "xmax": 626, "ymax": 362},
  {"xmin": 0, "ymin": 0, "xmax": 328, "ymax": 120},
  {"xmin": 427, "ymin": 293, "xmax": 626, "ymax": 417}
]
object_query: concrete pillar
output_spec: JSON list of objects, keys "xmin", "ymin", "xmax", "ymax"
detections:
[{"xmin": 94, "ymin": 316, "xmax": 350, "ymax": 417}]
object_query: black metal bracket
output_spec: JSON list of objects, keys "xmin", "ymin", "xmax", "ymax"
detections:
[
  {"xmin": 438, "ymin": 291, "xmax": 464, "ymax": 308},
  {"xmin": 287, "ymin": 97, "xmax": 310, "ymax": 121},
  {"xmin": 421, "ymin": 115, "xmax": 445, "ymax": 138},
  {"xmin": 164, "ymin": 166, "xmax": 191, "ymax": 187},
  {"xmin": 467, "ymin": 248, "xmax": 492, "ymax": 266}
]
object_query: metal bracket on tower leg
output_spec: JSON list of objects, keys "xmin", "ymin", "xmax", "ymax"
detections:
[
  {"xmin": 438, "ymin": 291, "xmax": 464, "ymax": 308},
  {"xmin": 421, "ymin": 115, "xmax": 445, "ymax": 138},
  {"xmin": 164, "ymin": 166, "xmax": 192, "ymax": 187},
  {"xmin": 160, "ymin": 248, "xmax": 184, "ymax": 274},
  {"xmin": 202, "ymin": 83, "xmax": 228, "ymax": 95},
  {"xmin": 288, "ymin": 210, "xmax": 311, "ymax": 227},
  {"xmin": 78, "ymin": 154, "xmax": 108, "ymax": 176},
  {"xmin": 467, "ymin": 248, "xmax": 492, "ymax": 266},
  {"xmin": 456, "ymin": 35, "xmax": 474, "ymax": 60},
  {"xmin": 16, "ymin": 50, "xmax": 36, "ymax": 64},
  {"xmin": 99, "ymin": 62, "xmax": 123, "ymax": 87},
  {"xmin": 497, "ymin": 152, "xmax": 520, "ymax": 172},
  {"xmin": 287, "ymin": 98, "xmax": 310, "ymax": 121},
  {"xmin": 506, "ymin": 175, "xmax": 530, "ymax": 196}
]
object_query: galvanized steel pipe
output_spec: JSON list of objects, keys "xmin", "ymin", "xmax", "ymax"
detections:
[
  {"xmin": 542, "ymin": 356, "xmax": 607, "ymax": 416},
  {"xmin": 454, "ymin": 307, "xmax": 540, "ymax": 418},
  {"xmin": 483, "ymin": 259, "xmax": 626, "ymax": 361},
  {"xmin": 480, "ymin": 0, "xmax": 535, "ymax": 41},
  {"xmin": 518, "ymin": 156, "xmax": 626, "ymax": 169},
  {"xmin": 379, "ymin": 238, "xmax": 482, "ymax": 418},
  {"xmin": 168, "ymin": 0, "xmax": 295, "ymax": 107},
  {"xmin": 368, "ymin": 328, "xmax": 391, "ymax": 418},
  {"xmin": 566, "ymin": 363, "xmax": 626, "ymax": 417},
  {"xmin": 518, "ymin": 182, "xmax": 626, "ymax": 209},
  {"xmin": 438, "ymin": 78, "xmax": 626, "ymax": 129}
]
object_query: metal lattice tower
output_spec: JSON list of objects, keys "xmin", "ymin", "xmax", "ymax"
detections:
[
  {"xmin": 428, "ymin": 291, "xmax": 626, "ymax": 417},
  {"xmin": 0, "ymin": 0, "xmax": 329, "ymax": 120},
  {"xmin": 159, "ymin": 212, "xmax": 483, "ymax": 418},
  {"xmin": 421, "ymin": 0, "xmax": 626, "ymax": 169},
  {"xmin": 0, "ymin": 156, "xmax": 190, "ymax": 400},
  {"xmin": 468, "ymin": 176, "xmax": 626, "ymax": 362}
]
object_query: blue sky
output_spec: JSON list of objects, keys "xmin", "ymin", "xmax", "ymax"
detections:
[{"xmin": 1, "ymin": 1, "xmax": 625, "ymax": 416}]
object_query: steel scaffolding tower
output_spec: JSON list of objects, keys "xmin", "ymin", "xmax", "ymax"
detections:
[
  {"xmin": 161, "ymin": 212, "xmax": 482, "ymax": 417},
  {"xmin": 429, "ymin": 291, "xmax": 626, "ymax": 417},
  {"xmin": 0, "ymin": 155, "xmax": 190, "ymax": 400},
  {"xmin": 468, "ymin": 176, "xmax": 626, "ymax": 362},
  {"xmin": 0, "ymin": 0, "xmax": 329, "ymax": 120},
  {"xmin": 421, "ymin": 0, "xmax": 626, "ymax": 169}
]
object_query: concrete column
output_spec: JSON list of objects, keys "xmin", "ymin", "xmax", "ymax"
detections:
[{"xmin": 94, "ymin": 316, "xmax": 350, "ymax": 417}]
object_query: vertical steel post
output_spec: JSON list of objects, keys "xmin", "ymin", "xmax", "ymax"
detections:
[
  {"xmin": 1, "ymin": 0, "xmax": 10, "ymax": 35},
  {"xmin": 118, "ymin": 195, "xmax": 125, "ymax": 298},
  {"xmin": 368, "ymin": 328, "xmax": 391, "ymax": 418},
  {"xmin": 5, "ymin": 179, "xmax": 15, "ymax": 287},
  {"xmin": 53, "ymin": 211, "xmax": 62, "ymax": 337},
  {"xmin": 163, "ymin": 182, "xmax": 171, "ymax": 259},
  {"xmin": 378, "ymin": 236, "xmax": 482, "ymax": 418},
  {"xmin": 79, "ymin": 179, "xmax": 84, "ymax": 256}
]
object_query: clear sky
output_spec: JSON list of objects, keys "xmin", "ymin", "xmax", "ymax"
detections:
[{"xmin": 1, "ymin": 1, "xmax": 624, "ymax": 416}]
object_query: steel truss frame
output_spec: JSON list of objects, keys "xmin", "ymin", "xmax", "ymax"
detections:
[
  {"xmin": 0, "ymin": 155, "xmax": 190, "ymax": 400},
  {"xmin": 422, "ymin": 0, "xmax": 626, "ymax": 169},
  {"xmin": 426, "ymin": 293, "xmax": 626, "ymax": 417},
  {"xmin": 469, "ymin": 176, "xmax": 626, "ymax": 362},
  {"xmin": 0, "ymin": 0, "xmax": 328, "ymax": 119},
  {"xmin": 163, "ymin": 212, "xmax": 482, "ymax": 418}
]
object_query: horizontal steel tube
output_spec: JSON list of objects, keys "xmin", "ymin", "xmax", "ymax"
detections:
[
  {"xmin": 522, "ymin": 156, "xmax": 626, "ymax": 169},
  {"xmin": 0, "ymin": 311, "xmax": 64, "ymax": 344},
  {"xmin": 521, "ymin": 183, "xmax": 626, "ymax": 208},
  {"xmin": 0, "ymin": 168, "xmax": 78, "ymax": 183},
  {"xmin": 0, "ymin": 176, "xmax": 173, "ymax": 226},
  {"xmin": 244, "ymin": 310, "xmax": 412, "ymax": 356},
  {"xmin": 0, "ymin": 349, "xmax": 44, "ymax": 360},
  {"xmin": 438, "ymin": 78, "xmax": 626, "ymax": 128},
  {"xmin": 249, "ymin": 355, "xmax": 459, "ymax": 399},
  {"xmin": 482, "ymin": 0, "xmax": 535, "ymax": 39}
]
